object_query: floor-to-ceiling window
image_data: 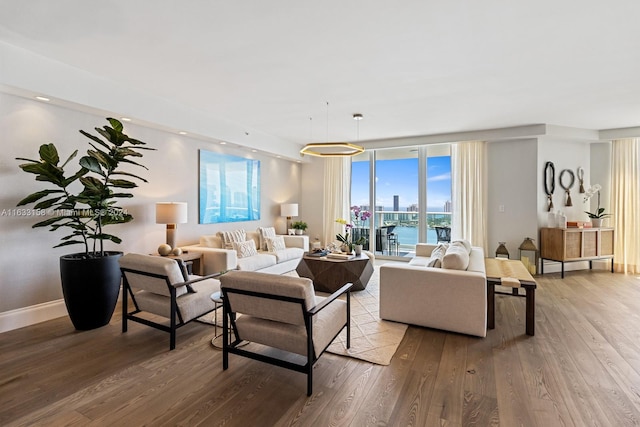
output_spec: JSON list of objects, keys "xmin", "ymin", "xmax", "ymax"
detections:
[{"xmin": 351, "ymin": 144, "xmax": 451, "ymax": 257}]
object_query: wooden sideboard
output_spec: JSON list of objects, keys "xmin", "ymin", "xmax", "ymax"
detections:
[{"xmin": 540, "ymin": 227, "xmax": 614, "ymax": 278}]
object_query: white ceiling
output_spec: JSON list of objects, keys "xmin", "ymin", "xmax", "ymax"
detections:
[{"xmin": 1, "ymin": 0, "xmax": 640, "ymax": 146}]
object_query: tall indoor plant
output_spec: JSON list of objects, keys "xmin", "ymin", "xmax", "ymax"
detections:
[{"xmin": 16, "ymin": 118, "xmax": 153, "ymax": 330}]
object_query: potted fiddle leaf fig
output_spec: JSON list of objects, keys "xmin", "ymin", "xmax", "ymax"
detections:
[{"xmin": 16, "ymin": 118, "xmax": 153, "ymax": 330}]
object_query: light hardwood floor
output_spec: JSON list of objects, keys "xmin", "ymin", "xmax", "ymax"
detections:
[{"xmin": 2, "ymin": 269, "xmax": 640, "ymax": 426}]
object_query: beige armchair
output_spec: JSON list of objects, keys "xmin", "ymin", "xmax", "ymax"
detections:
[
  {"xmin": 220, "ymin": 270, "xmax": 352, "ymax": 395},
  {"xmin": 119, "ymin": 253, "xmax": 221, "ymax": 350}
]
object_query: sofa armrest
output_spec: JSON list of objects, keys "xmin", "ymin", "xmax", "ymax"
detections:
[
  {"xmin": 283, "ymin": 235, "xmax": 309, "ymax": 251},
  {"xmin": 182, "ymin": 245, "xmax": 238, "ymax": 275}
]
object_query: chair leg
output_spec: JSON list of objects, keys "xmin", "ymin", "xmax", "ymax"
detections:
[
  {"xmin": 122, "ymin": 280, "xmax": 128, "ymax": 334},
  {"xmin": 346, "ymin": 292, "xmax": 351, "ymax": 349},
  {"xmin": 223, "ymin": 301, "xmax": 229, "ymax": 370},
  {"xmin": 169, "ymin": 289, "xmax": 177, "ymax": 351}
]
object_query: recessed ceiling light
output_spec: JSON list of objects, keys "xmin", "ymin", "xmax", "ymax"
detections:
[
  {"xmin": 121, "ymin": 117, "xmax": 132, "ymax": 122},
  {"xmin": 251, "ymin": 149, "xmax": 258, "ymax": 153},
  {"xmin": 35, "ymin": 96, "xmax": 50, "ymax": 102},
  {"xmin": 276, "ymin": 155, "xmax": 281, "ymax": 158},
  {"xmin": 220, "ymin": 141, "xmax": 227, "ymax": 145},
  {"xmin": 178, "ymin": 131, "xmax": 187, "ymax": 135}
]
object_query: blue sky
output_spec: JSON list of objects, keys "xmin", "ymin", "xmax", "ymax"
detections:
[{"xmin": 351, "ymin": 156, "xmax": 451, "ymax": 212}]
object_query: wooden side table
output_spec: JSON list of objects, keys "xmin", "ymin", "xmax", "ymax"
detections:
[{"xmin": 485, "ymin": 258, "xmax": 537, "ymax": 336}]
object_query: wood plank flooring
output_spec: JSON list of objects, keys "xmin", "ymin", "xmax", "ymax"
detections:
[{"xmin": 2, "ymin": 270, "xmax": 640, "ymax": 426}]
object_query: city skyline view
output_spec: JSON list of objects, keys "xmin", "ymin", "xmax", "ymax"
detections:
[{"xmin": 351, "ymin": 155, "xmax": 452, "ymax": 213}]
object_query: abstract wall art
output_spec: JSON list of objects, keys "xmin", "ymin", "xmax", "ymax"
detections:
[{"xmin": 199, "ymin": 150, "xmax": 260, "ymax": 224}]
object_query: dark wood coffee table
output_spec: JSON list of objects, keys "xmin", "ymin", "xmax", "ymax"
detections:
[{"xmin": 296, "ymin": 253, "xmax": 374, "ymax": 293}]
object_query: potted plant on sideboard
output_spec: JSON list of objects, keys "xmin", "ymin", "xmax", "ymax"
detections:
[
  {"xmin": 292, "ymin": 221, "xmax": 308, "ymax": 235},
  {"xmin": 16, "ymin": 118, "xmax": 153, "ymax": 330}
]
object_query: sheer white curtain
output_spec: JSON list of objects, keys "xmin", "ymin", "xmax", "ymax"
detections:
[
  {"xmin": 323, "ymin": 157, "xmax": 351, "ymax": 246},
  {"xmin": 611, "ymin": 138, "xmax": 640, "ymax": 274},
  {"xmin": 451, "ymin": 141, "xmax": 488, "ymax": 251}
]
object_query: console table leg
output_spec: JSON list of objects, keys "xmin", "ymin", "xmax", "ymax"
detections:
[
  {"xmin": 526, "ymin": 287, "xmax": 535, "ymax": 336},
  {"xmin": 487, "ymin": 281, "xmax": 495, "ymax": 330},
  {"xmin": 611, "ymin": 258, "xmax": 614, "ymax": 273},
  {"xmin": 561, "ymin": 262, "xmax": 565, "ymax": 278}
]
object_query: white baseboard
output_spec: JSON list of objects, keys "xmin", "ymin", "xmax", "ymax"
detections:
[{"xmin": 0, "ymin": 299, "xmax": 68, "ymax": 333}]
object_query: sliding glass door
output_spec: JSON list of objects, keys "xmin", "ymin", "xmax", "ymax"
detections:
[{"xmin": 351, "ymin": 145, "xmax": 451, "ymax": 258}]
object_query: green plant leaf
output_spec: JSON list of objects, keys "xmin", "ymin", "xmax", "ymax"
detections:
[
  {"xmin": 107, "ymin": 117, "xmax": 123, "ymax": 133},
  {"xmin": 79, "ymin": 156, "xmax": 104, "ymax": 176},
  {"xmin": 16, "ymin": 189, "xmax": 63, "ymax": 206},
  {"xmin": 39, "ymin": 143, "xmax": 60, "ymax": 165},
  {"xmin": 87, "ymin": 149, "xmax": 117, "ymax": 171},
  {"xmin": 111, "ymin": 171, "xmax": 149, "ymax": 183},
  {"xmin": 108, "ymin": 179, "xmax": 137, "ymax": 188},
  {"xmin": 34, "ymin": 196, "xmax": 64, "ymax": 210},
  {"xmin": 33, "ymin": 216, "xmax": 67, "ymax": 228},
  {"xmin": 60, "ymin": 149, "xmax": 79, "ymax": 168},
  {"xmin": 79, "ymin": 130, "xmax": 111, "ymax": 151},
  {"xmin": 54, "ymin": 240, "xmax": 85, "ymax": 248}
]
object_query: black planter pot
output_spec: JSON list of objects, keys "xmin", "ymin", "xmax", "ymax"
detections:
[{"xmin": 60, "ymin": 251, "xmax": 123, "ymax": 330}]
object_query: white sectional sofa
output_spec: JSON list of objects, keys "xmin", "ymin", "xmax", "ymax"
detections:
[
  {"xmin": 379, "ymin": 242, "xmax": 487, "ymax": 337},
  {"xmin": 183, "ymin": 230, "xmax": 309, "ymax": 275}
]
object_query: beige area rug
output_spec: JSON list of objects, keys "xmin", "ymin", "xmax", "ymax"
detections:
[
  {"xmin": 291, "ymin": 266, "xmax": 407, "ymax": 366},
  {"xmin": 324, "ymin": 272, "xmax": 408, "ymax": 366}
]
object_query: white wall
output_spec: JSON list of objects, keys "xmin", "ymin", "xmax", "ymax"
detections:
[
  {"xmin": 0, "ymin": 93, "xmax": 301, "ymax": 318},
  {"xmin": 486, "ymin": 139, "xmax": 539, "ymax": 258}
]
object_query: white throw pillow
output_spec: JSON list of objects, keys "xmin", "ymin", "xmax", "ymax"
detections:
[
  {"xmin": 221, "ymin": 229, "xmax": 246, "ymax": 249},
  {"xmin": 451, "ymin": 239, "xmax": 472, "ymax": 254},
  {"xmin": 265, "ymin": 235, "xmax": 286, "ymax": 252},
  {"xmin": 257, "ymin": 226, "xmax": 276, "ymax": 251},
  {"xmin": 441, "ymin": 242, "xmax": 470, "ymax": 270},
  {"xmin": 233, "ymin": 239, "xmax": 258, "ymax": 258},
  {"xmin": 427, "ymin": 243, "xmax": 448, "ymax": 268}
]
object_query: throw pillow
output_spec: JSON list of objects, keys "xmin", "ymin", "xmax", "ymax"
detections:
[
  {"xmin": 257, "ymin": 226, "xmax": 276, "ymax": 251},
  {"xmin": 451, "ymin": 239, "xmax": 472, "ymax": 254},
  {"xmin": 221, "ymin": 229, "xmax": 246, "ymax": 249},
  {"xmin": 441, "ymin": 242, "xmax": 470, "ymax": 270},
  {"xmin": 233, "ymin": 239, "xmax": 258, "ymax": 258},
  {"xmin": 174, "ymin": 259, "xmax": 196, "ymax": 293},
  {"xmin": 427, "ymin": 243, "xmax": 448, "ymax": 268},
  {"xmin": 265, "ymin": 235, "xmax": 286, "ymax": 252}
]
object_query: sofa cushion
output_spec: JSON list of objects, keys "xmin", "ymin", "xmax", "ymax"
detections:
[
  {"xmin": 266, "ymin": 235, "xmax": 286, "ymax": 252},
  {"xmin": 236, "ymin": 253, "xmax": 277, "ymax": 271},
  {"xmin": 219, "ymin": 229, "xmax": 247, "ymax": 249},
  {"xmin": 258, "ymin": 227, "xmax": 277, "ymax": 251},
  {"xmin": 408, "ymin": 257, "xmax": 430, "ymax": 267},
  {"xmin": 233, "ymin": 239, "xmax": 258, "ymax": 258},
  {"xmin": 273, "ymin": 247, "xmax": 305, "ymax": 263},
  {"xmin": 441, "ymin": 242, "xmax": 470, "ymax": 270}
]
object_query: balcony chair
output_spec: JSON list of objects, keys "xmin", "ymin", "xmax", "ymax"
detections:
[
  {"xmin": 119, "ymin": 253, "xmax": 221, "ymax": 350},
  {"xmin": 220, "ymin": 270, "xmax": 352, "ymax": 396},
  {"xmin": 435, "ymin": 226, "xmax": 451, "ymax": 243}
]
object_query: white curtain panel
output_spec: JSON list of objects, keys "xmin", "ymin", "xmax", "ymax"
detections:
[
  {"xmin": 323, "ymin": 157, "xmax": 351, "ymax": 246},
  {"xmin": 611, "ymin": 138, "xmax": 640, "ymax": 274},
  {"xmin": 451, "ymin": 141, "xmax": 488, "ymax": 251}
]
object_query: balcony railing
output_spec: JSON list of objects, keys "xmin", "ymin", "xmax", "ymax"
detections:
[{"xmin": 352, "ymin": 210, "xmax": 452, "ymax": 255}]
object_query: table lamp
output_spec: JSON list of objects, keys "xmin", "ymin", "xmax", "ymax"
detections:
[
  {"xmin": 156, "ymin": 202, "xmax": 188, "ymax": 249},
  {"xmin": 280, "ymin": 203, "xmax": 298, "ymax": 233}
]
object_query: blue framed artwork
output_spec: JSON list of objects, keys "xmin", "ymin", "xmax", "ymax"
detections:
[{"xmin": 199, "ymin": 150, "xmax": 260, "ymax": 224}]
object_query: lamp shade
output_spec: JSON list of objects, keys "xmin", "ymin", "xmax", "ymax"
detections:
[
  {"xmin": 156, "ymin": 202, "xmax": 188, "ymax": 224},
  {"xmin": 280, "ymin": 203, "xmax": 298, "ymax": 217}
]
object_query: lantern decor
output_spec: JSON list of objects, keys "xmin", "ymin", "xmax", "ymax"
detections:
[
  {"xmin": 518, "ymin": 237, "xmax": 539, "ymax": 275},
  {"xmin": 495, "ymin": 242, "xmax": 510, "ymax": 259}
]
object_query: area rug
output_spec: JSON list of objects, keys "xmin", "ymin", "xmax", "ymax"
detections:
[{"xmin": 322, "ymin": 268, "xmax": 408, "ymax": 366}]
